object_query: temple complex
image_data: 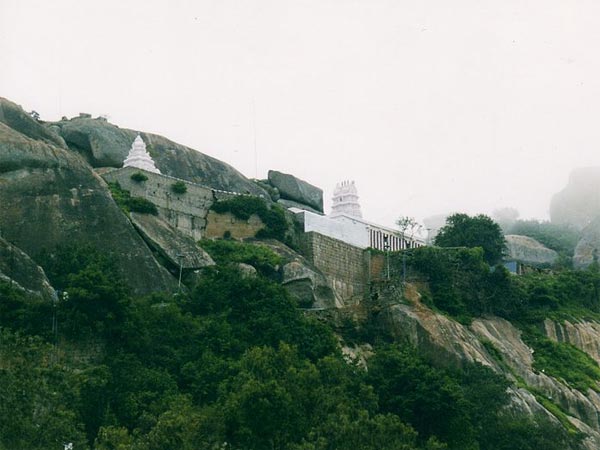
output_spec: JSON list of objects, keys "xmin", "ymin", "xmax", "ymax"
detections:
[
  {"xmin": 123, "ymin": 135, "xmax": 161, "ymax": 174},
  {"xmin": 330, "ymin": 180, "xmax": 362, "ymax": 218}
]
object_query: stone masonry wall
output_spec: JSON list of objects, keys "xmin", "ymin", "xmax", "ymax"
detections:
[
  {"xmin": 204, "ymin": 211, "xmax": 265, "ymax": 240},
  {"xmin": 300, "ymin": 231, "xmax": 367, "ymax": 306},
  {"xmin": 102, "ymin": 167, "xmax": 237, "ymax": 241}
]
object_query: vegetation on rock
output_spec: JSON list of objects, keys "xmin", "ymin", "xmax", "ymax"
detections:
[
  {"xmin": 0, "ymin": 240, "xmax": 581, "ymax": 450},
  {"xmin": 108, "ymin": 181, "xmax": 158, "ymax": 215},
  {"xmin": 200, "ymin": 239, "xmax": 283, "ymax": 279},
  {"xmin": 210, "ymin": 195, "xmax": 289, "ymax": 242},
  {"xmin": 171, "ymin": 180, "xmax": 187, "ymax": 194},
  {"xmin": 130, "ymin": 172, "xmax": 148, "ymax": 183}
]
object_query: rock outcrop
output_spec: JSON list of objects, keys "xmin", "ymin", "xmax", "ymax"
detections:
[
  {"xmin": 49, "ymin": 115, "xmax": 268, "ymax": 197},
  {"xmin": 0, "ymin": 237, "xmax": 56, "ymax": 300},
  {"xmin": 268, "ymin": 170, "xmax": 323, "ymax": 213},
  {"xmin": 0, "ymin": 98, "xmax": 66, "ymax": 149},
  {"xmin": 129, "ymin": 213, "xmax": 214, "ymax": 270},
  {"xmin": 277, "ymin": 198, "xmax": 323, "ymax": 215},
  {"xmin": 256, "ymin": 239, "xmax": 336, "ymax": 308},
  {"xmin": 573, "ymin": 217, "xmax": 600, "ymax": 268},
  {"xmin": 550, "ymin": 167, "xmax": 600, "ymax": 231},
  {"xmin": 0, "ymin": 98, "xmax": 177, "ymax": 294},
  {"xmin": 543, "ymin": 319, "xmax": 600, "ymax": 365},
  {"xmin": 377, "ymin": 282, "xmax": 600, "ymax": 449},
  {"xmin": 505, "ymin": 234, "xmax": 558, "ymax": 266}
]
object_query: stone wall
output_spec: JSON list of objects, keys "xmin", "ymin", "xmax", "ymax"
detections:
[
  {"xmin": 102, "ymin": 167, "xmax": 234, "ymax": 240},
  {"xmin": 299, "ymin": 231, "xmax": 367, "ymax": 306},
  {"xmin": 204, "ymin": 211, "xmax": 265, "ymax": 240}
]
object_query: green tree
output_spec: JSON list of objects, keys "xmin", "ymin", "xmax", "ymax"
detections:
[{"xmin": 435, "ymin": 213, "xmax": 506, "ymax": 265}]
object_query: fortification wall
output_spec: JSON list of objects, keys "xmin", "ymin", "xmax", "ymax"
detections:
[
  {"xmin": 299, "ymin": 231, "xmax": 367, "ymax": 306},
  {"xmin": 204, "ymin": 211, "xmax": 265, "ymax": 240},
  {"xmin": 102, "ymin": 167, "xmax": 236, "ymax": 240}
]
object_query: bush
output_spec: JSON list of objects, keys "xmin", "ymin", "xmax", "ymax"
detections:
[
  {"xmin": 108, "ymin": 182, "xmax": 158, "ymax": 215},
  {"xmin": 130, "ymin": 172, "xmax": 148, "ymax": 183},
  {"xmin": 200, "ymin": 239, "xmax": 282, "ymax": 278},
  {"xmin": 171, "ymin": 181, "xmax": 187, "ymax": 194}
]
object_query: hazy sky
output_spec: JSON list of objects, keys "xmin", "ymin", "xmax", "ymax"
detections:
[{"xmin": 3, "ymin": 0, "xmax": 600, "ymax": 227}]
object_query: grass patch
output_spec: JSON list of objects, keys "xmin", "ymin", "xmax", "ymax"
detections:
[
  {"xmin": 521, "ymin": 327, "xmax": 600, "ymax": 392},
  {"xmin": 108, "ymin": 182, "xmax": 158, "ymax": 215},
  {"xmin": 531, "ymin": 392, "xmax": 579, "ymax": 434}
]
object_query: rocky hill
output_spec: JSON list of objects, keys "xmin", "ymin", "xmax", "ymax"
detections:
[
  {"xmin": 3, "ymin": 97, "xmax": 600, "ymax": 449},
  {"xmin": 48, "ymin": 113, "xmax": 267, "ymax": 196}
]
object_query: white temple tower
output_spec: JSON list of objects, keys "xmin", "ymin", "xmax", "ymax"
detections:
[
  {"xmin": 123, "ymin": 134, "xmax": 161, "ymax": 174},
  {"xmin": 330, "ymin": 180, "xmax": 362, "ymax": 218}
]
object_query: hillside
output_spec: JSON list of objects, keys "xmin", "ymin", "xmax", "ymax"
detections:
[{"xmin": 2, "ymin": 98, "xmax": 600, "ymax": 449}]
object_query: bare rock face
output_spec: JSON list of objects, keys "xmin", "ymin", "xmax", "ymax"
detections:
[
  {"xmin": 268, "ymin": 170, "xmax": 323, "ymax": 213},
  {"xmin": 277, "ymin": 198, "xmax": 323, "ymax": 215},
  {"xmin": 0, "ymin": 98, "xmax": 177, "ymax": 294},
  {"xmin": 377, "ymin": 283, "xmax": 600, "ymax": 448},
  {"xmin": 129, "ymin": 213, "xmax": 214, "ymax": 270},
  {"xmin": 550, "ymin": 167, "xmax": 600, "ymax": 231},
  {"xmin": 0, "ymin": 237, "xmax": 56, "ymax": 300},
  {"xmin": 573, "ymin": 217, "xmax": 600, "ymax": 268},
  {"xmin": 543, "ymin": 319, "xmax": 600, "ymax": 365},
  {"xmin": 0, "ymin": 98, "xmax": 66, "ymax": 149},
  {"xmin": 505, "ymin": 235, "xmax": 558, "ymax": 266},
  {"xmin": 49, "ymin": 116, "xmax": 268, "ymax": 197},
  {"xmin": 256, "ymin": 239, "xmax": 335, "ymax": 308}
]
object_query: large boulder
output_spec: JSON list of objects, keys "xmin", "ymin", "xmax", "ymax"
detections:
[
  {"xmin": 256, "ymin": 239, "xmax": 335, "ymax": 308},
  {"xmin": 573, "ymin": 217, "xmax": 600, "ymax": 268},
  {"xmin": 49, "ymin": 116, "xmax": 268, "ymax": 197},
  {"xmin": 277, "ymin": 198, "xmax": 323, "ymax": 215},
  {"xmin": 550, "ymin": 167, "xmax": 600, "ymax": 231},
  {"xmin": 0, "ymin": 98, "xmax": 66, "ymax": 149},
  {"xmin": 268, "ymin": 170, "xmax": 323, "ymax": 213},
  {"xmin": 0, "ymin": 98, "xmax": 177, "ymax": 294},
  {"xmin": 504, "ymin": 235, "xmax": 558, "ymax": 266}
]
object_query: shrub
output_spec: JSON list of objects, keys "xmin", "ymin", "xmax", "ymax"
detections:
[
  {"xmin": 200, "ymin": 239, "xmax": 282, "ymax": 278},
  {"xmin": 130, "ymin": 172, "xmax": 148, "ymax": 183},
  {"xmin": 171, "ymin": 181, "xmax": 187, "ymax": 194}
]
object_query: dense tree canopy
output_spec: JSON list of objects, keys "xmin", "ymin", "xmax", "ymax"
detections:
[
  {"xmin": 435, "ymin": 213, "xmax": 506, "ymax": 265},
  {"xmin": 0, "ymin": 242, "xmax": 583, "ymax": 450}
]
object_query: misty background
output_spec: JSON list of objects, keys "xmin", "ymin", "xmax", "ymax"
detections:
[{"xmin": 2, "ymin": 0, "xmax": 600, "ymax": 227}]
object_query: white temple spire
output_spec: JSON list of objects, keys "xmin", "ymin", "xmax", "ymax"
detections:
[
  {"xmin": 330, "ymin": 180, "xmax": 362, "ymax": 218},
  {"xmin": 123, "ymin": 134, "xmax": 161, "ymax": 174}
]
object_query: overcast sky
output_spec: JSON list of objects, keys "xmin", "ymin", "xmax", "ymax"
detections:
[{"xmin": 3, "ymin": 0, "xmax": 600, "ymax": 227}]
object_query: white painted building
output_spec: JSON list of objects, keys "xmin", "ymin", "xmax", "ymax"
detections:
[{"xmin": 292, "ymin": 209, "xmax": 425, "ymax": 251}]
